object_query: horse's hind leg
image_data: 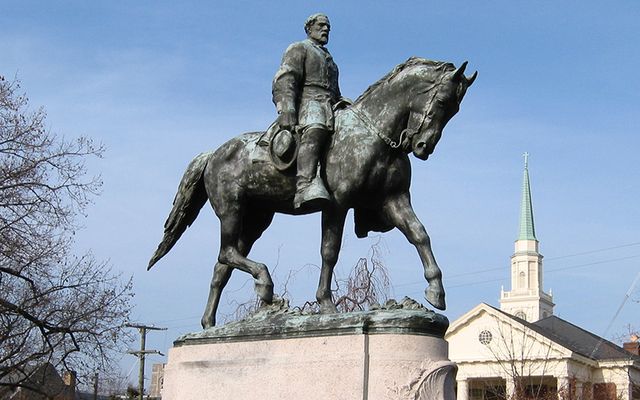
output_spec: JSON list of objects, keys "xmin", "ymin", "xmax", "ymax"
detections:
[
  {"xmin": 202, "ymin": 262, "xmax": 232, "ymax": 328},
  {"xmin": 382, "ymin": 193, "xmax": 446, "ymax": 310},
  {"xmin": 202, "ymin": 209, "xmax": 275, "ymax": 327},
  {"xmin": 237, "ymin": 211, "xmax": 275, "ymax": 302},
  {"xmin": 219, "ymin": 208, "xmax": 274, "ymax": 298}
]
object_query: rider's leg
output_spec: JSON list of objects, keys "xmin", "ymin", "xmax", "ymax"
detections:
[{"xmin": 294, "ymin": 126, "xmax": 331, "ymax": 209}]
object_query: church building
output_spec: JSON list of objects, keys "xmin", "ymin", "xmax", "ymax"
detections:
[{"xmin": 446, "ymin": 155, "xmax": 640, "ymax": 400}]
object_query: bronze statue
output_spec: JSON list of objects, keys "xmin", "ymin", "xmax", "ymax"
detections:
[
  {"xmin": 148, "ymin": 15, "xmax": 477, "ymax": 329},
  {"xmin": 272, "ymin": 13, "xmax": 348, "ymax": 209}
]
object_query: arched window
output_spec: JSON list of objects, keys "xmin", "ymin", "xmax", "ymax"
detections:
[
  {"xmin": 518, "ymin": 271, "xmax": 526, "ymax": 288},
  {"xmin": 515, "ymin": 311, "xmax": 527, "ymax": 321}
]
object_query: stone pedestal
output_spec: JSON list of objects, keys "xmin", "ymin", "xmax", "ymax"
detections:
[{"xmin": 162, "ymin": 300, "xmax": 456, "ymax": 400}]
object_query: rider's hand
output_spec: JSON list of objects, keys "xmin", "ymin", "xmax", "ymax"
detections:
[{"xmin": 278, "ymin": 110, "xmax": 296, "ymax": 131}]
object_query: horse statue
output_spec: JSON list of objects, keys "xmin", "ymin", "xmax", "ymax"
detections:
[{"xmin": 148, "ymin": 57, "xmax": 476, "ymax": 328}]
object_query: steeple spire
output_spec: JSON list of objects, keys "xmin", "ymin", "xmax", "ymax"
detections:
[
  {"xmin": 518, "ymin": 152, "xmax": 537, "ymax": 241},
  {"xmin": 500, "ymin": 152, "xmax": 554, "ymax": 322}
]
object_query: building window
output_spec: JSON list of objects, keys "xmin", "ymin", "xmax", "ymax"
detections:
[
  {"xmin": 478, "ymin": 330, "xmax": 493, "ymax": 345},
  {"xmin": 594, "ymin": 383, "xmax": 617, "ymax": 400},
  {"xmin": 515, "ymin": 311, "xmax": 527, "ymax": 321},
  {"xmin": 471, "ymin": 388, "xmax": 484, "ymax": 400}
]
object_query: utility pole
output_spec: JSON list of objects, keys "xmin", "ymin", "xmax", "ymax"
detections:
[
  {"xmin": 93, "ymin": 372, "xmax": 98, "ymax": 400},
  {"xmin": 126, "ymin": 323, "xmax": 166, "ymax": 400}
]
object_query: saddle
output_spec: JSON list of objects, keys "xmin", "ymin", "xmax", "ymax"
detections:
[{"xmin": 257, "ymin": 98, "xmax": 353, "ymax": 171}]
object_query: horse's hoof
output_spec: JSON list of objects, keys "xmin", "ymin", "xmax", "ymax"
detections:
[
  {"xmin": 201, "ymin": 317, "xmax": 215, "ymax": 329},
  {"xmin": 255, "ymin": 282, "xmax": 274, "ymax": 304},
  {"xmin": 425, "ymin": 287, "xmax": 446, "ymax": 310}
]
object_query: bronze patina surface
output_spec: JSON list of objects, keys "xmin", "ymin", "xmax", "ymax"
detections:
[
  {"xmin": 149, "ymin": 14, "xmax": 476, "ymax": 329},
  {"xmin": 174, "ymin": 298, "xmax": 449, "ymax": 346}
]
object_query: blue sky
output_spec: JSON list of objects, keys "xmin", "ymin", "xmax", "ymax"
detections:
[{"xmin": 2, "ymin": 0, "xmax": 639, "ymax": 384}]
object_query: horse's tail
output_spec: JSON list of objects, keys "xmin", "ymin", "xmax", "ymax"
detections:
[{"xmin": 148, "ymin": 151, "xmax": 212, "ymax": 270}]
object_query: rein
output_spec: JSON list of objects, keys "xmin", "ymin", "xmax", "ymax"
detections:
[
  {"xmin": 348, "ymin": 76, "xmax": 445, "ymax": 152},
  {"xmin": 348, "ymin": 106, "xmax": 406, "ymax": 149}
]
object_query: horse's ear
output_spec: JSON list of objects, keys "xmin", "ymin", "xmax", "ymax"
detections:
[
  {"xmin": 467, "ymin": 71, "xmax": 478, "ymax": 87},
  {"xmin": 452, "ymin": 61, "xmax": 468, "ymax": 81}
]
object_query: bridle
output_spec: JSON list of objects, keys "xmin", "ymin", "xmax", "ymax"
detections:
[{"xmin": 348, "ymin": 72, "xmax": 450, "ymax": 152}]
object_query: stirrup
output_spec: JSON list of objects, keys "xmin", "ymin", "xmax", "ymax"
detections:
[{"xmin": 294, "ymin": 177, "xmax": 330, "ymax": 209}]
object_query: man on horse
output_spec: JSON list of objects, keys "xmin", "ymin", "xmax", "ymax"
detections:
[{"xmin": 272, "ymin": 13, "xmax": 345, "ymax": 209}]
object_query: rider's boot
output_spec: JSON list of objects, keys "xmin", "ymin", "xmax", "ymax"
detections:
[{"xmin": 294, "ymin": 127, "xmax": 331, "ymax": 209}]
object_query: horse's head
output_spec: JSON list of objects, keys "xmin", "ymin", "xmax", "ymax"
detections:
[{"xmin": 409, "ymin": 61, "xmax": 477, "ymax": 160}]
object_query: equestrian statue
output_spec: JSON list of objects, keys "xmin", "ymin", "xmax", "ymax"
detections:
[{"xmin": 148, "ymin": 13, "xmax": 477, "ymax": 328}]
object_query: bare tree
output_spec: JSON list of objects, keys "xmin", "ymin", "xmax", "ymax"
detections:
[
  {"xmin": 0, "ymin": 75, "xmax": 133, "ymax": 391},
  {"xmin": 475, "ymin": 316, "xmax": 565, "ymax": 400},
  {"xmin": 222, "ymin": 240, "xmax": 392, "ymax": 322},
  {"xmin": 484, "ymin": 320, "xmax": 640, "ymax": 400},
  {"xmin": 612, "ymin": 325, "xmax": 639, "ymax": 347},
  {"xmin": 333, "ymin": 239, "xmax": 391, "ymax": 312}
]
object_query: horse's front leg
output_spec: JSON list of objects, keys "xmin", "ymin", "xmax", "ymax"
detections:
[
  {"xmin": 317, "ymin": 206, "xmax": 348, "ymax": 313},
  {"xmin": 382, "ymin": 193, "xmax": 445, "ymax": 310}
]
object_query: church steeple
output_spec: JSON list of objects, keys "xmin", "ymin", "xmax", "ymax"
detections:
[
  {"xmin": 518, "ymin": 152, "xmax": 537, "ymax": 241},
  {"xmin": 500, "ymin": 154, "xmax": 554, "ymax": 321}
]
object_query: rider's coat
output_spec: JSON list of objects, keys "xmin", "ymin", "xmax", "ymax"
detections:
[{"xmin": 272, "ymin": 39, "xmax": 341, "ymax": 131}]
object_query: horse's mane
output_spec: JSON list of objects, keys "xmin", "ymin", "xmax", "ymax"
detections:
[{"xmin": 355, "ymin": 57, "xmax": 454, "ymax": 104}]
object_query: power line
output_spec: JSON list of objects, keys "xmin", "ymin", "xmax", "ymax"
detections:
[
  {"xmin": 443, "ymin": 254, "xmax": 640, "ymax": 289},
  {"xmin": 144, "ymin": 242, "xmax": 640, "ymax": 329},
  {"xmin": 391, "ymin": 248, "xmax": 640, "ymax": 290},
  {"xmin": 444, "ymin": 241, "xmax": 640, "ymax": 279},
  {"xmin": 589, "ymin": 271, "xmax": 640, "ymax": 358},
  {"xmin": 545, "ymin": 241, "xmax": 640, "ymax": 261},
  {"xmin": 152, "ymin": 315, "xmax": 202, "ymax": 324},
  {"xmin": 448, "ymin": 242, "xmax": 640, "ymax": 279},
  {"xmin": 547, "ymin": 254, "xmax": 640, "ymax": 273},
  {"xmin": 459, "ymin": 242, "xmax": 640, "ymax": 277}
]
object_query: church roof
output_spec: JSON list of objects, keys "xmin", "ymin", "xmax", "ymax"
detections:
[
  {"xmin": 487, "ymin": 304, "xmax": 639, "ymax": 362},
  {"xmin": 531, "ymin": 315, "xmax": 640, "ymax": 362},
  {"xmin": 518, "ymin": 154, "xmax": 537, "ymax": 241}
]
